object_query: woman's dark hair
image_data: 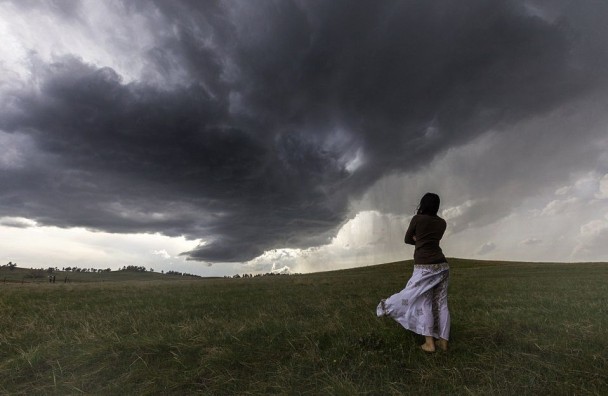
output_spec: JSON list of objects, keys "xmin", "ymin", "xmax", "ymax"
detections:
[{"xmin": 417, "ymin": 193, "xmax": 441, "ymax": 216}]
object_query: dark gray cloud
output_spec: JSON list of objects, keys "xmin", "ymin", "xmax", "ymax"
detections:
[
  {"xmin": 0, "ymin": 217, "xmax": 36, "ymax": 228},
  {"xmin": 1, "ymin": 0, "xmax": 607, "ymax": 262}
]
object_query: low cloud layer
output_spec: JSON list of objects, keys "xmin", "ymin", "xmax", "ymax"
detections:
[{"xmin": 1, "ymin": 0, "xmax": 608, "ymax": 264}]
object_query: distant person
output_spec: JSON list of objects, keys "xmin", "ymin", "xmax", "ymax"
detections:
[{"xmin": 377, "ymin": 192, "xmax": 450, "ymax": 352}]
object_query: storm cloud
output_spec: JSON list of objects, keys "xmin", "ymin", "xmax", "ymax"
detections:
[{"xmin": 1, "ymin": 0, "xmax": 607, "ymax": 263}]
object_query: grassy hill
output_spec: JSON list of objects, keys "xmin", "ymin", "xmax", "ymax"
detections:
[{"xmin": 0, "ymin": 258, "xmax": 607, "ymax": 394}]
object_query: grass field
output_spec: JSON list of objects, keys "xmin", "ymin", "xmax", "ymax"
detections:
[{"xmin": 1, "ymin": 258, "xmax": 607, "ymax": 395}]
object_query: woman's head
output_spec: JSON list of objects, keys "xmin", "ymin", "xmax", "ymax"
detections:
[{"xmin": 417, "ymin": 193, "xmax": 441, "ymax": 216}]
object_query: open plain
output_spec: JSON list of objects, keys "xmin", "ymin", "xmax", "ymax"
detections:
[{"xmin": 1, "ymin": 259, "xmax": 607, "ymax": 395}]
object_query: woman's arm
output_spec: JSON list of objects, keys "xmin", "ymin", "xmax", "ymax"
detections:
[{"xmin": 404, "ymin": 217, "xmax": 416, "ymax": 245}]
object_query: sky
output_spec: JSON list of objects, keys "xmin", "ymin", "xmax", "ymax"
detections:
[{"xmin": 1, "ymin": 0, "xmax": 608, "ymax": 277}]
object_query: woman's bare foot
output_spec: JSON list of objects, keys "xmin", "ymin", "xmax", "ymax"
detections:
[
  {"xmin": 435, "ymin": 339, "xmax": 448, "ymax": 351},
  {"xmin": 421, "ymin": 336, "xmax": 436, "ymax": 352}
]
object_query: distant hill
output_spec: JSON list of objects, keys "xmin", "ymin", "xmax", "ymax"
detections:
[
  {"xmin": 2, "ymin": 257, "xmax": 606, "ymax": 285},
  {"xmin": 0, "ymin": 265, "xmax": 208, "ymax": 284}
]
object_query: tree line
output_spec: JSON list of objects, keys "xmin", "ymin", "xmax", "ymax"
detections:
[
  {"xmin": 227, "ymin": 272, "xmax": 298, "ymax": 279},
  {"xmin": 62, "ymin": 267, "xmax": 112, "ymax": 273},
  {"xmin": 1, "ymin": 262, "xmax": 17, "ymax": 270}
]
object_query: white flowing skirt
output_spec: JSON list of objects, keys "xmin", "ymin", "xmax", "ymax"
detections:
[{"xmin": 377, "ymin": 263, "xmax": 450, "ymax": 340}]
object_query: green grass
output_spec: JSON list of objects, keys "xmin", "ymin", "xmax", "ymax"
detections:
[{"xmin": 1, "ymin": 258, "xmax": 607, "ymax": 394}]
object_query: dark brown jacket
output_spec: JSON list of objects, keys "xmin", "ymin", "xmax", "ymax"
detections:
[{"xmin": 404, "ymin": 214, "xmax": 447, "ymax": 264}]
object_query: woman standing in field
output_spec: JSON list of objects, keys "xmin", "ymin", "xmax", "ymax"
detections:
[{"xmin": 377, "ymin": 192, "xmax": 450, "ymax": 352}]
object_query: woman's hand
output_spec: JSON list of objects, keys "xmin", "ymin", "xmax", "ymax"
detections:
[{"xmin": 413, "ymin": 236, "xmax": 417, "ymax": 242}]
